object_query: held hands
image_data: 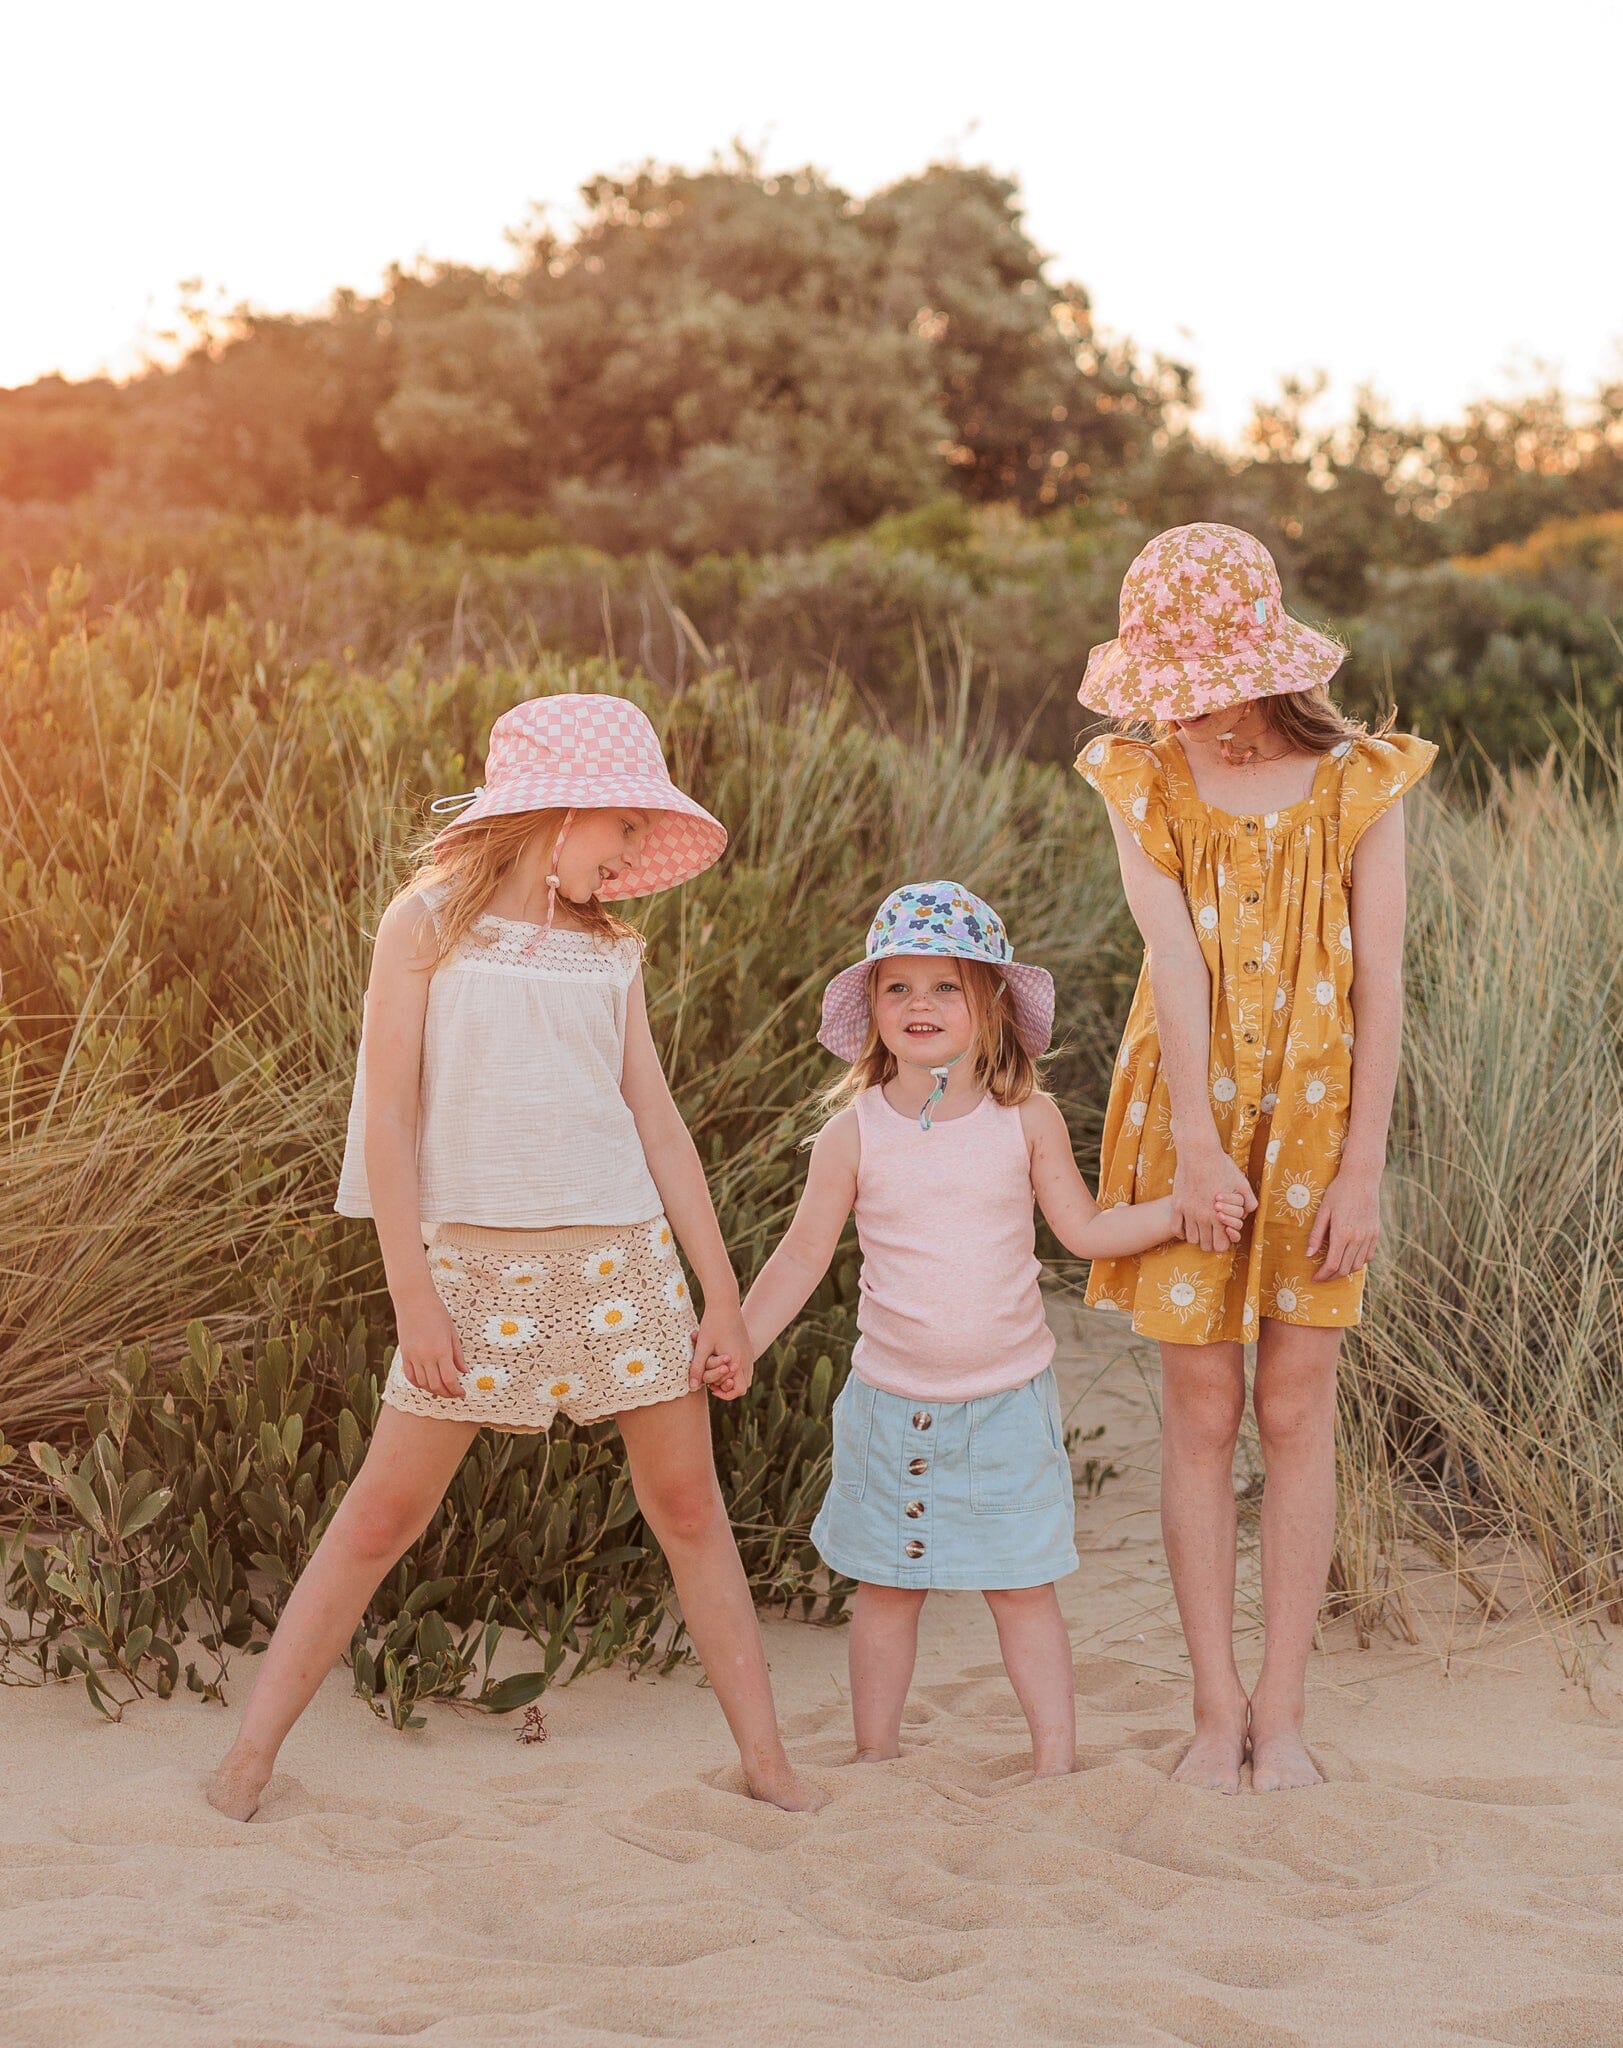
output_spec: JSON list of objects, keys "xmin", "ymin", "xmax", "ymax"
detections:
[
  {"xmin": 1210, "ymin": 1189, "xmax": 1250, "ymax": 1246},
  {"xmin": 1171, "ymin": 1146, "xmax": 1259, "ymax": 1251},
  {"xmin": 1307, "ymin": 1163, "xmax": 1381, "ymax": 1280},
  {"xmin": 686, "ymin": 1302, "xmax": 756, "ymax": 1403},
  {"xmin": 396, "ymin": 1282, "xmax": 466, "ymax": 1399}
]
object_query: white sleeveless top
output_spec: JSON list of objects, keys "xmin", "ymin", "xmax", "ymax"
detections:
[{"xmin": 334, "ymin": 886, "xmax": 663, "ymax": 1241}]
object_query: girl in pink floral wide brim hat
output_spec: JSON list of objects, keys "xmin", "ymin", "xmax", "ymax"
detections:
[
  {"xmin": 1077, "ymin": 523, "xmax": 1346, "ymax": 725},
  {"xmin": 1070, "ymin": 519, "xmax": 1439, "ymax": 1794}
]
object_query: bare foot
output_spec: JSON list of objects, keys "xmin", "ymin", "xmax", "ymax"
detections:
[
  {"xmin": 853, "ymin": 1744, "xmax": 902, "ymax": 1764},
  {"xmin": 1249, "ymin": 1713, "xmax": 1323, "ymax": 1793},
  {"xmin": 1031, "ymin": 1753, "xmax": 1078, "ymax": 1780},
  {"xmin": 207, "ymin": 1739, "xmax": 274, "ymax": 1822},
  {"xmin": 1171, "ymin": 1688, "xmax": 1249, "ymax": 1794},
  {"xmin": 743, "ymin": 1758, "xmax": 830, "ymax": 1812}
]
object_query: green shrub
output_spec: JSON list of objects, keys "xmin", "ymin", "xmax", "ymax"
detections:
[{"xmin": 0, "ymin": 577, "xmax": 1126, "ymax": 1718}]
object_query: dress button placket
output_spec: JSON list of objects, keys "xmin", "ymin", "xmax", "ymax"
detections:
[{"xmin": 1231, "ymin": 824, "xmax": 1268, "ymax": 1156}]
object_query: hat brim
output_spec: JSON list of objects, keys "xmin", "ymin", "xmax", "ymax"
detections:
[
  {"xmin": 818, "ymin": 955, "xmax": 1055, "ymax": 1063},
  {"xmin": 1077, "ymin": 613, "xmax": 1346, "ymax": 723},
  {"xmin": 430, "ymin": 775, "xmax": 727, "ymax": 898}
]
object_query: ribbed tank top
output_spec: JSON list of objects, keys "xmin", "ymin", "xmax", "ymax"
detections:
[{"xmin": 850, "ymin": 1085, "xmax": 1055, "ymax": 1401}]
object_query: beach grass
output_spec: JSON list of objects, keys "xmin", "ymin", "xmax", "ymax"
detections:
[{"xmin": 1, "ymin": 569, "xmax": 1617, "ymax": 1710}]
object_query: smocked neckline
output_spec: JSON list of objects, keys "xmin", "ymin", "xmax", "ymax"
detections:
[{"xmin": 1161, "ymin": 735, "xmax": 1339, "ymax": 825}]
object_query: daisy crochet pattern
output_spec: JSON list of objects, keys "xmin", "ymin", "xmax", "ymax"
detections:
[
  {"xmin": 1078, "ymin": 728, "xmax": 1436, "ymax": 1341},
  {"xmin": 383, "ymin": 1213, "xmax": 698, "ymax": 1429}
]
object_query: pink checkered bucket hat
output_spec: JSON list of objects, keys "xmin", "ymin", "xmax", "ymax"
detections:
[
  {"xmin": 1078, "ymin": 523, "xmax": 1347, "ymax": 723},
  {"xmin": 818, "ymin": 881, "xmax": 1055, "ymax": 1064},
  {"xmin": 428, "ymin": 694, "xmax": 727, "ymax": 908}
]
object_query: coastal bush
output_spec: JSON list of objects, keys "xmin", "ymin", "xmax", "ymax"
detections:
[
  {"xmin": 2, "ymin": 562, "xmax": 1616, "ymax": 1714},
  {"xmin": 0, "ymin": 582, "xmax": 1126, "ymax": 1715}
]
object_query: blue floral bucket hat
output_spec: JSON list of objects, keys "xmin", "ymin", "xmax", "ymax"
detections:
[{"xmin": 818, "ymin": 880, "xmax": 1056, "ymax": 1071}]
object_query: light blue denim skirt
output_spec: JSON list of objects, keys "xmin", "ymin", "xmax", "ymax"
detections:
[{"xmin": 810, "ymin": 1366, "xmax": 1079, "ymax": 1591}]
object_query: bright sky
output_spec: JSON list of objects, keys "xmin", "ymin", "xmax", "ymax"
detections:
[{"xmin": 4, "ymin": 0, "xmax": 1617, "ymax": 443}]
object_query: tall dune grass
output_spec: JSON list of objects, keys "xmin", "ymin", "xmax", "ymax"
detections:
[
  {"xmin": 1334, "ymin": 731, "xmax": 1623, "ymax": 1644},
  {"xmin": 2, "ymin": 567, "xmax": 1618, "ymax": 1710}
]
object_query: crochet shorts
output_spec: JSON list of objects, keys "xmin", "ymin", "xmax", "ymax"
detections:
[{"xmin": 381, "ymin": 1214, "xmax": 700, "ymax": 1432}]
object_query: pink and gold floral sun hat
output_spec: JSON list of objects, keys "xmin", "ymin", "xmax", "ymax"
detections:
[
  {"xmin": 1078, "ymin": 523, "xmax": 1347, "ymax": 722},
  {"xmin": 428, "ymin": 693, "xmax": 727, "ymax": 901}
]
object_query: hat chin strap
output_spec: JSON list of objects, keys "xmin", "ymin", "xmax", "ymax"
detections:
[
  {"xmin": 918, "ymin": 1047, "xmax": 970, "ymax": 1132},
  {"xmin": 544, "ymin": 809, "xmax": 576, "ymax": 931}
]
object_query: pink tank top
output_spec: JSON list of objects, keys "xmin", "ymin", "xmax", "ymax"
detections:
[{"xmin": 850, "ymin": 1086, "xmax": 1056, "ymax": 1401}]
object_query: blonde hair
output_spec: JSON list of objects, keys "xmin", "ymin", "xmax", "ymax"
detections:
[
  {"xmin": 1124, "ymin": 683, "xmax": 1396, "ymax": 752},
  {"xmin": 807, "ymin": 956, "xmax": 1047, "ymax": 1141},
  {"xmin": 392, "ymin": 806, "xmax": 642, "ymax": 966}
]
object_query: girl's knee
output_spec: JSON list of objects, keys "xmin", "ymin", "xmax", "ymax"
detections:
[
  {"xmin": 636, "ymin": 1474, "xmax": 725, "ymax": 1546},
  {"xmin": 1167, "ymin": 1383, "xmax": 1245, "ymax": 1459},
  {"xmin": 1253, "ymin": 1378, "xmax": 1334, "ymax": 1457},
  {"xmin": 333, "ymin": 1482, "xmax": 434, "ymax": 1567}
]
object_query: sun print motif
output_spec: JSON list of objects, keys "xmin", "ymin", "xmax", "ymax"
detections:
[
  {"xmin": 1278, "ymin": 1170, "xmax": 1320, "ymax": 1222},
  {"xmin": 1155, "ymin": 1267, "xmax": 1208, "ymax": 1325}
]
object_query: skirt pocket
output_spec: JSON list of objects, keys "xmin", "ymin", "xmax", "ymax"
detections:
[
  {"xmin": 830, "ymin": 1376, "xmax": 877, "ymax": 1502},
  {"xmin": 968, "ymin": 1373, "xmax": 1070, "ymax": 1515}
]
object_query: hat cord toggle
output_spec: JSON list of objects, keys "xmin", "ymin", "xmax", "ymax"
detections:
[
  {"xmin": 919, "ymin": 1047, "xmax": 970, "ymax": 1132},
  {"xmin": 544, "ymin": 808, "xmax": 577, "ymax": 931},
  {"xmin": 429, "ymin": 786, "xmax": 483, "ymax": 815}
]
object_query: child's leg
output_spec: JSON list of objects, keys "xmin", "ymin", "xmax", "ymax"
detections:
[
  {"xmin": 983, "ymin": 1584, "xmax": 1076, "ymax": 1777},
  {"xmin": 848, "ymin": 1583, "xmax": 927, "ymax": 1760},
  {"xmin": 210, "ymin": 1407, "xmax": 478, "ymax": 1819},
  {"xmin": 1248, "ymin": 1320, "xmax": 1341, "ymax": 1792},
  {"xmin": 1158, "ymin": 1337, "xmax": 1250, "ymax": 1792},
  {"xmin": 616, "ymin": 1391, "xmax": 827, "ymax": 1812}
]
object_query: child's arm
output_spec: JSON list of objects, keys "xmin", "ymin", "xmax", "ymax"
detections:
[
  {"xmin": 619, "ymin": 966, "xmax": 753, "ymax": 1394},
  {"xmin": 361, "ymin": 894, "xmax": 466, "ymax": 1399},
  {"xmin": 735, "ymin": 1110, "xmax": 859, "ymax": 1372},
  {"xmin": 1309, "ymin": 801, "xmax": 1406, "ymax": 1281},
  {"xmin": 1022, "ymin": 1093, "xmax": 1248, "ymax": 1260},
  {"xmin": 1105, "ymin": 812, "xmax": 1255, "ymax": 1249}
]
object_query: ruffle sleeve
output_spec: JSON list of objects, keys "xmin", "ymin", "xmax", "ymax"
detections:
[
  {"xmin": 1334, "ymin": 731, "xmax": 1438, "ymax": 882},
  {"xmin": 1074, "ymin": 734, "xmax": 1182, "ymax": 880}
]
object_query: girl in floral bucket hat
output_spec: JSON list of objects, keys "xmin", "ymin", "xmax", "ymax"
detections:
[
  {"xmin": 726, "ymin": 880, "xmax": 1246, "ymax": 1777},
  {"xmin": 1075, "ymin": 523, "xmax": 1437, "ymax": 1796},
  {"xmin": 211, "ymin": 693, "xmax": 826, "ymax": 1821}
]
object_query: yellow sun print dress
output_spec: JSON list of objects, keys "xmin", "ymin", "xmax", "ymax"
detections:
[{"xmin": 1077, "ymin": 729, "xmax": 1436, "ymax": 1343}]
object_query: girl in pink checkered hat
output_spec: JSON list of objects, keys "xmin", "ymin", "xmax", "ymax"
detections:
[
  {"xmin": 211, "ymin": 693, "xmax": 826, "ymax": 1820},
  {"xmin": 1076, "ymin": 524, "xmax": 1437, "ymax": 1795}
]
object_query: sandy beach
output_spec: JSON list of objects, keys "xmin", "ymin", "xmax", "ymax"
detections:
[{"xmin": 4, "ymin": 1299, "xmax": 1621, "ymax": 2048}]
